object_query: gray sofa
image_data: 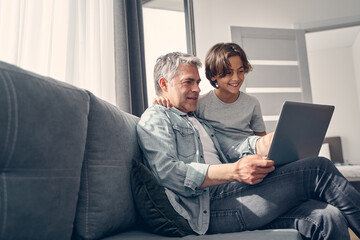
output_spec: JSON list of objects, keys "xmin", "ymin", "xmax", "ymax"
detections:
[{"xmin": 0, "ymin": 61, "xmax": 301, "ymax": 240}]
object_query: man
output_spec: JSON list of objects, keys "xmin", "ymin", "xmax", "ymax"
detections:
[{"xmin": 137, "ymin": 52, "xmax": 360, "ymax": 239}]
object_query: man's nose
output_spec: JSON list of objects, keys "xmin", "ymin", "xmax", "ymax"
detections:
[{"xmin": 192, "ymin": 83, "xmax": 201, "ymax": 92}]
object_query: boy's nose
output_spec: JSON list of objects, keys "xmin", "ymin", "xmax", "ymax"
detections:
[{"xmin": 232, "ymin": 72, "xmax": 240, "ymax": 80}]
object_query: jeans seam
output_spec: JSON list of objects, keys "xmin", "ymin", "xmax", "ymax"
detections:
[{"xmin": 278, "ymin": 214, "xmax": 327, "ymax": 238}]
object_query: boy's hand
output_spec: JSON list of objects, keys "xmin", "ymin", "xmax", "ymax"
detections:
[
  {"xmin": 255, "ymin": 132, "xmax": 274, "ymax": 156},
  {"xmin": 153, "ymin": 96, "xmax": 173, "ymax": 109}
]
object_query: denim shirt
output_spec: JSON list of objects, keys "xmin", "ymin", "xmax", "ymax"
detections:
[{"xmin": 137, "ymin": 105, "xmax": 229, "ymax": 234}]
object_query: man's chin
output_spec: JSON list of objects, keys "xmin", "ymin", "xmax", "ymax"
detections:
[{"xmin": 187, "ymin": 103, "xmax": 197, "ymax": 112}]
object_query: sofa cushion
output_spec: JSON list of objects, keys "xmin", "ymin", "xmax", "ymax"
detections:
[
  {"xmin": 72, "ymin": 92, "xmax": 142, "ymax": 240},
  {"xmin": 131, "ymin": 159, "xmax": 194, "ymax": 237},
  {"xmin": 0, "ymin": 61, "xmax": 89, "ymax": 240},
  {"xmin": 103, "ymin": 229, "xmax": 302, "ymax": 240}
]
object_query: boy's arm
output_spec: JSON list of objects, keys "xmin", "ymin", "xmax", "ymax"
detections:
[
  {"xmin": 255, "ymin": 132, "xmax": 274, "ymax": 156},
  {"xmin": 254, "ymin": 131, "xmax": 267, "ymax": 136}
]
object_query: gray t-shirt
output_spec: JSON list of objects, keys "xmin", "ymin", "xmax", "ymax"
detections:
[{"xmin": 196, "ymin": 90, "xmax": 266, "ymax": 160}]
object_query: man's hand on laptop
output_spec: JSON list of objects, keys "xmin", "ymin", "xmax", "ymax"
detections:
[
  {"xmin": 233, "ymin": 155, "xmax": 274, "ymax": 185},
  {"xmin": 255, "ymin": 132, "xmax": 274, "ymax": 156}
]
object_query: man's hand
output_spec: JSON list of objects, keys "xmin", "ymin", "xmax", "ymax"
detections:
[
  {"xmin": 201, "ymin": 155, "xmax": 274, "ymax": 188},
  {"xmin": 255, "ymin": 132, "xmax": 274, "ymax": 156},
  {"xmin": 153, "ymin": 96, "xmax": 173, "ymax": 109},
  {"xmin": 231, "ymin": 154, "xmax": 275, "ymax": 185}
]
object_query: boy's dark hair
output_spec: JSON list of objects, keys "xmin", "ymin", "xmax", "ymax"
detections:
[{"xmin": 205, "ymin": 42, "xmax": 252, "ymax": 88}]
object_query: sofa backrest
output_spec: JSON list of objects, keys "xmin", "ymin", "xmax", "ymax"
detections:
[
  {"xmin": 72, "ymin": 91, "xmax": 141, "ymax": 240},
  {"xmin": 0, "ymin": 61, "xmax": 142, "ymax": 240},
  {"xmin": 0, "ymin": 61, "xmax": 89, "ymax": 240}
]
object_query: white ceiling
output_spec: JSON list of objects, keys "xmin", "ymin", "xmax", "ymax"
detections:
[{"xmin": 306, "ymin": 25, "xmax": 360, "ymax": 51}]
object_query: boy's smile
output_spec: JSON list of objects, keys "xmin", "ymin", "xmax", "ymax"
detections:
[{"xmin": 213, "ymin": 56, "xmax": 245, "ymax": 103}]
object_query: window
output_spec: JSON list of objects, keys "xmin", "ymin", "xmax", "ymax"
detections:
[{"xmin": 142, "ymin": 0, "xmax": 194, "ymax": 104}]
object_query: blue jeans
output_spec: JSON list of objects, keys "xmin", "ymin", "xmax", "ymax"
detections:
[{"xmin": 208, "ymin": 157, "xmax": 360, "ymax": 239}]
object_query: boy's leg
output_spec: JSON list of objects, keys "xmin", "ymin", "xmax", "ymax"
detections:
[{"xmin": 208, "ymin": 157, "xmax": 360, "ymax": 237}]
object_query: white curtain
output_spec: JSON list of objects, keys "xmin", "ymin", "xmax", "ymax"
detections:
[{"xmin": 0, "ymin": 0, "xmax": 116, "ymax": 105}]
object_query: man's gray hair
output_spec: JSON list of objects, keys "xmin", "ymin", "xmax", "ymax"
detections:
[{"xmin": 153, "ymin": 52, "xmax": 202, "ymax": 96}]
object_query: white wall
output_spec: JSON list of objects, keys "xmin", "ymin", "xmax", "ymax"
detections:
[
  {"xmin": 354, "ymin": 32, "xmax": 360, "ymax": 113},
  {"xmin": 308, "ymin": 48, "xmax": 360, "ymax": 163},
  {"xmin": 193, "ymin": 0, "xmax": 360, "ymax": 163},
  {"xmin": 193, "ymin": 0, "xmax": 360, "ymax": 66}
]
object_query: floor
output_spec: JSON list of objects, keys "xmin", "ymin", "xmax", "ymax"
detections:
[{"xmin": 350, "ymin": 228, "xmax": 359, "ymax": 240}]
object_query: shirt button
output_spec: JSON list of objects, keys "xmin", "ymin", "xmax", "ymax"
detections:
[
  {"xmin": 200, "ymin": 155, "xmax": 203, "ymax": 158},
  {"xmin": 203, "ymin": 210, "xmax": 207, "ymax": 214}
]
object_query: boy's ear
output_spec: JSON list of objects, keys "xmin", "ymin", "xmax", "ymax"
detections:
[
  {"xmin": 159, "ymin": 77, "xmax": 168, "ymax": 92},
  {"xmin": 211, "ymin": 77, "xmax": 217, "ymax": 82}
]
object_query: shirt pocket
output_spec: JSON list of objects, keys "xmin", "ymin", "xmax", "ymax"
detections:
[{"xmin": 173, "ymin": 125, "xmax": 196, "ymax": 159}]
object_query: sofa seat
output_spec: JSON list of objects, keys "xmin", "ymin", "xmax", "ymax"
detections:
[
  {"xmin": 336, "ymin": 164, "xmax": 360, "ymax": 182},
  {"xmin": 103, "ymin": 229, "xmax": 302, "ymax": 240}
]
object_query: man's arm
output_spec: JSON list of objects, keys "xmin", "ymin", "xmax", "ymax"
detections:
[
  {"xmin": 137, "ymin": 106, "xmax": 209, "ymax": 197},
  {"xmin": 200, "ymin": 155, "xmax": 275, "ymax": 188}
]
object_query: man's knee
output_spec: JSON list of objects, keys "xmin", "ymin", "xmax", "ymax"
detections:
[
  {"xmin": 300, "ymin": 156, "xmax": 335, "ymax": 172},
  {"xmin": 298, "ymin": 203, "xmax": 349, "ymax": 239}
]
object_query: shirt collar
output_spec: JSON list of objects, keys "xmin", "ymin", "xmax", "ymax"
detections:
[{"xmin": 169, "ymin": 107, "xmax": 196, "ymax": 117}]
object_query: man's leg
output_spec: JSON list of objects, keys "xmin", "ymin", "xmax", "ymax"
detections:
[
  {"xmin": 262, "ymin": 200, "xmax": 350, "ymax": 240},
  {"xmin": 208, "ymin": 157, "xmax": 360, "ymax": 237}
]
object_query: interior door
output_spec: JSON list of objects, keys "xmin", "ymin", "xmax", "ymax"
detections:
[{"xmin": 231, "ymin": 26, "xmax": 312, "ymax": 132}]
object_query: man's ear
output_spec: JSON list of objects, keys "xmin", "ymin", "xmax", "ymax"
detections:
[{"xmin": 159, "ymin": 77, "xmax": 168, "ymax": 92}]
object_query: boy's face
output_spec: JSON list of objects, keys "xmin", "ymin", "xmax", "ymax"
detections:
[
  {"xmin": 163, "ymin": 64, "xmax": 201, "ymax": 114},
  {"xmin": 212, "ymin": 56, "xmax": 245, "ymax": 101}
]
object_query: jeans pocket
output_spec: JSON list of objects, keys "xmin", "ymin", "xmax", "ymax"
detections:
[{"xmin": 208, "ymin": 210, "xmax": 245, "ymax": 234}]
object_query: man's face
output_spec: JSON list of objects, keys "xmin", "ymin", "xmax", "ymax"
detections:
[{"xmin": 163, "ymin": 64, "xmax": 201, "ymax": 114}]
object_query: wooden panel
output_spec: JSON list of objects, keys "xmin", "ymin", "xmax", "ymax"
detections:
[
  {"xmin": 242, "ymin": 38, "xmax": 298, "ymax": 61},
  {"xmin": 246, "ymin": 65, "xmax": 300, "ymax": 88},
  {"xmin": 323, "ymin": 136, "xmax": 344, "ymax": 163},
  {"xmin": 231, "ymin": 26, "xmax": 299, "ymax": 61},
  {"xmin": 248, "ymin": 92, "xmax": 303, "ymax": 116},
  {"xmin": 231, "ymin": 26, "xmax": 313, "ymax": 128}
]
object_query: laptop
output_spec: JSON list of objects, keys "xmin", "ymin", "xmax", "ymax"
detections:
[{"xmin": 267, "ymin": 101, "xmax": 334, "ymax": 166}]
